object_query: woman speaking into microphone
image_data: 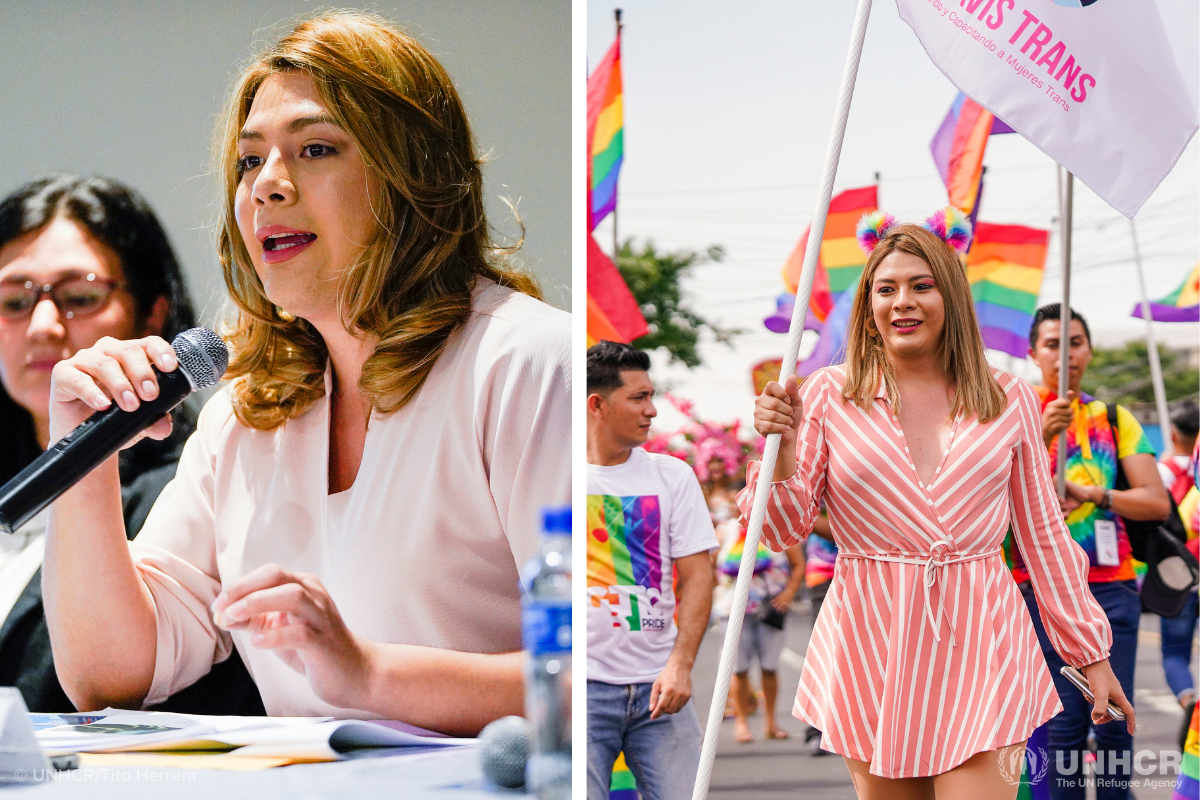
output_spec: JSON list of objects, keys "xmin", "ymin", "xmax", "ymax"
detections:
[
  {"xmin": 41, "ymin": 11, "xmax": 569, "ymax": 735},
  {"xmin": 743, "ymin": 211, "xmax": 1131, "ymax": 798}
]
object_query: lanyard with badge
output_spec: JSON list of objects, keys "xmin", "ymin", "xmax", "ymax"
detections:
[{"xmin": 1062, "ymin": 399, "xmax": 1121, "ymax": 567}]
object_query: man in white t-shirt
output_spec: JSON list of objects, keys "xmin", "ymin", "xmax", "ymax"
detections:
[{"xmin": 585, "ymin": 341, "xmax": 717, "ymax": 800}]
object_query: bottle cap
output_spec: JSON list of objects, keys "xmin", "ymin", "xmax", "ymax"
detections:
[{"xmin": 541, "ymin": 506, "xmax": 571, "ymax": 534}]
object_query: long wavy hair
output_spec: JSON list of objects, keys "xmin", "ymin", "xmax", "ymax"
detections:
[
  {"xmin": 841, "ymin": 223, "xmax": 1006, "ymax": 423},
  {"xmin": 216, "ymin": 11, "xmax": 540, "ymax": 430}
]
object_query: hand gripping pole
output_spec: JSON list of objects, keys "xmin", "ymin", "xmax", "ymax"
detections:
[{"xmin": 690, "ymin": 2, "xmax": 874, "ymax": 797}]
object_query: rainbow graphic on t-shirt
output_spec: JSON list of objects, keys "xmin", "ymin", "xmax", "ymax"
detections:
[{"xmin": 587, "ymin": 494, "xmax": 663, "ymax": 590}]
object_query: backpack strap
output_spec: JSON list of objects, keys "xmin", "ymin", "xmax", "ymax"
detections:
[{"xmin": 1107, "ymin": 403, "xmax": 1128, "ymax": 491}]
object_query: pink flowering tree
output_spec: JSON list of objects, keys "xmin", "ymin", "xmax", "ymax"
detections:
[{"xmin": 643, "ymin": 394, "xmax": 765, "ymax": 490}]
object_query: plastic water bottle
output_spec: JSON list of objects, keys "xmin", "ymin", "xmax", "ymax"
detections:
[{"xmin": 522, "ymin": 506, "xmax": 572, "ymax": 799}]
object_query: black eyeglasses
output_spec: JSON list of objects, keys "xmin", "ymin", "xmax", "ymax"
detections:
[{"xmin": 0, "ymin": 274, "xmax": 125, "ymax": 320}]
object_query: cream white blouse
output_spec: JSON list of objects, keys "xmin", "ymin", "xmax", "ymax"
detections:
[{"xmin": 128, "ymin": 281, "xmax": 571, "ymax": 717}]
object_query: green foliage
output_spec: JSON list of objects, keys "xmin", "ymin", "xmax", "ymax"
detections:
[
  {"xmin": 1082, "ymin": 341, "xmax": 1199, "ymax": 406},
  {"xmin": 615, "ymin": 238, "xmax": 741, "ymax": 368}
]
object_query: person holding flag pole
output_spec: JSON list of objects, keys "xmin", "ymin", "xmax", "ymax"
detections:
[{"xmin": 690, "ymin": 4, "xmax": 1136, "ymax": 800}]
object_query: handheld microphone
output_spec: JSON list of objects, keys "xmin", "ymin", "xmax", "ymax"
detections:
[
  {"xmin": 0, "ymin": 328, "xmax": 229, "ymax": 535},
  {"xmin": 477, "ymin": 716, "xmax": 530, "ymax": 789}
]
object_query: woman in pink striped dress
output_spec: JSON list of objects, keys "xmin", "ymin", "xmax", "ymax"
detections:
[{"xmin": 740, "ymin": 212, "xmax": 1134, "ymax": 799}]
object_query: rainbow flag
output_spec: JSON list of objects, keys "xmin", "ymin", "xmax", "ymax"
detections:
[
  {"xmin": 1131, "ymin": 262, "xmax": 1199, "ymax": 323},
  {"xmin": 587, "ymin": 294, "xmax": 622, "ymax": 347},
  {"xmin": 609, "ymin": 751, "xmax": 638, "ymax": 800},
  {"xmin": 588, "ymin": 35, "xmax": 623, "ymax": 232},
  {"xmin": 1014, "ymin": 723, "xmax": 1050, "ymax": 800},
  {"xmin": 930, "ymin": 93, "xmax": 1014, "ymax": 214},
  {"xmin": 1174, "ymin": 702, "xmax": 1198, "ymax": 800},
  {"xmin": 764, "ymin": 186, "xmax": 877, "ymax": 334},
  {"xmin": 587, "ymin": 234, "xmax": 647, "ymax": 345},
  {"xmin": 966, "ymin": 222, "xmax": 1049, "ymax": 357}
]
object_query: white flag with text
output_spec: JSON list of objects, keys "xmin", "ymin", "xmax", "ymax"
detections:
[{"xmin": 896, "ymin": 0, "xmax": 1198, "ymax": 217}]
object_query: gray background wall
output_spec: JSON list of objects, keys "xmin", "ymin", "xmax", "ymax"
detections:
[{"xmin": 0, "ymin": 1, "xmax": 571, "ymax": 318}]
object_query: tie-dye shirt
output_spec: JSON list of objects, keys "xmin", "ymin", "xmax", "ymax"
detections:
[
  {"xmin": 805, "ymin": 531, "xmax": 839, "ymax": 588},
  {"xmin": 587, "ymin": 448, "xmax": 718, "ymax": 684},
  {"xmin": 716, "ymin": 521, "xmax": 790, "ymax": 614},
  {"xmin": 1004, "ymin": 388, "xmax": 1155, "ymax": 583}
]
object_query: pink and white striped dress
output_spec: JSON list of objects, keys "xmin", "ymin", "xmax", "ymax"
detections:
[{"xmin": 736, "ymin": 365, "xmax": 1111, "ymax": 778}]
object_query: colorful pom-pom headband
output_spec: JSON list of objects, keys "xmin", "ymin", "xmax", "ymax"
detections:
[{"xmin": 855, "ymin": 207, "xmax": 972, "ymax": 255}]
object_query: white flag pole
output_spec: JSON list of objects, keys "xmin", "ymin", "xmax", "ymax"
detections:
[
  {"xmin": 1130, "ymin": 218, "xmax": 1173, "ymax": 451},
  {"xmin": 691, "ymin": 2, "xmax": 873, "ymax": 797},
  {"xmin": 1056, "ymin": 169, "xmax": 1074, "ymax": 497}
]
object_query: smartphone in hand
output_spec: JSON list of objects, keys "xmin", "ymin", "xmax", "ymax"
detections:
[{"xmin": 1059, "ymin": 666, "xmax": 1127, "ymax": 721}]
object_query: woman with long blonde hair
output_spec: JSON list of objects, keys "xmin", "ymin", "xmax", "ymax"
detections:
[
  {"xmin": 41, "ymin": 11, "xmax": 569, "ymax": 734},
  {"xmin": 744, "ymin": 210, "xmax": 1132, "ymax": 799}
]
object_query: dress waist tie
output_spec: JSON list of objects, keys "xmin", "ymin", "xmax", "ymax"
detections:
[{"xmin": 839, "ymin": 542, "xmax": 1003, "ymax": 646}]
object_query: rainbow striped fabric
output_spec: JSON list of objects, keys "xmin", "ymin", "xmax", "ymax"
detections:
[
  {"xmin": 965, "ymin": 222, "xmax": 1049, "ymax": 357},
  {"xmin": 1132, "ymin": 262, "xmax": 1199, "ymax": 323},
  {"xmin": 588, "ymin": 34, "xmax": 623, "ymax": 232},
  {"xmin": 1014, "ymin": 723, "xmax": 1049, "ymax": 800},
  {"xmin": 764, "ymin": 186, "xmax": 877, "ymax": 335},
  {"xmin": 1004, "ymin": 389, "xmax": 1155, "ymax": 584},
  {"xmin": 609, "ymin": 751, "xmax": 638, "ymax": 800},
  {"xmin": 587, "ymin": 494, "xmax": 663, "ymax": 594},
  {"xmin": 719, "ymin": 527, "xmax": 771, "ymax": 578},
  {"xmin": 804, "ymin": 532, "xmax": 839, "ymax": 588},
  {"xmin": 1174, "ymin": 702, "xmax": 1199, "ymax": 800},
  {"xmin": 930, "ymin": 93, "xmax": 1014, "ymax": 214}
]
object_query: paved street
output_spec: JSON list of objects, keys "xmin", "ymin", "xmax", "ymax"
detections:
[{"xmin": 692, "ymin": 598, "xmax": 1196, "ymax": 800}]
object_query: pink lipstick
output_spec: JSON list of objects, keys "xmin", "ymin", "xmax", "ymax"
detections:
[{"xmin": 256, "ymin": 225, "xmax": 318, "ymax": 264}]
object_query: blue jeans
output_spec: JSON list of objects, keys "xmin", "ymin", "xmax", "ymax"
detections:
[
  {"xmin": 587, "ymin": 680, "xmax": 702, "ymax": 800},
  {"xmin": 1160, "ymin": 592, "xmax": 1198, "ymax": 699},
  {"xmin": 1021, "ymin": 580, "xmax": 1141, "ymax": 800}
]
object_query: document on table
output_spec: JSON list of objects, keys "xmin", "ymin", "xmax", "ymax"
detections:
[{"xmin": 31, "ymin": 709, "xmax": 474, "ymax": 762}]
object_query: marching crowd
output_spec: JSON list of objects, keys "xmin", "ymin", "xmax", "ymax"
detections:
[{"xmin": 587, "ymin": 293, "xmax": 1198, "ymax": 800}]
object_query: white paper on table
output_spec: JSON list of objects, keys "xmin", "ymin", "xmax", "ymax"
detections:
[
  {"xmin": 34, "ymin": 709, "xmax": 472, "ymax": 759},
  {"xmin": 35, "ymin": 710, "xmax": 330, "ymax": 755}
]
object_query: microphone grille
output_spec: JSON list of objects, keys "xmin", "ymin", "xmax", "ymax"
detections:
[
  {"xmin": 477, "ymin": 716, "xmax": 530, "ymax": 789},
  {"xmin": 172, "ymin": 328, "xmax": 229, "ymax": 389}
]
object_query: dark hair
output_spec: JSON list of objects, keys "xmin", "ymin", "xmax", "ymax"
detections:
[
  {"xmin": 1029, "ymin": 303, "xmax": 1092, "ymax": 349},
  {"xmin": 0, "ymin": 175, "xmax": 195, "ymax": 335},
  {"xmin": 1172, "ymin": 399, "xmax": 1199, "ymax": 439},
  {"xmin": 0, "ymin": 175, "xmax": 197, "ymax": 485},
  {"xmin": 587, "ymin": 340, "xmax": 651, "ymax": 396}
]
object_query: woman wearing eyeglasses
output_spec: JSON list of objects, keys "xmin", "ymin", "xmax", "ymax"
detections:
[{"xmin": 0, "ymin": 174, "xmax": 262, "ymax": 716}]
